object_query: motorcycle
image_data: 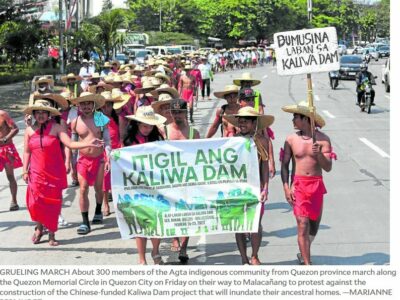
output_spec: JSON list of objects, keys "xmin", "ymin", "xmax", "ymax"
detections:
[
  {"xmin": 359, "ymin": 78, "xmax": 373, "ymax": 114},
  {"xmin": 329, "ymin": 71, "xmax": 339, "ymax": 89}
]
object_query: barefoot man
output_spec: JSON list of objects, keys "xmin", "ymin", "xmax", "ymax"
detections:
[
  {"xmin": 166, "ymin": 98, "xmax": 200, "ymax": 263},
  {"xmin": 0, "ymin": 110, "xmax": 22, "ymax": 211},
  {"xmin": 224, "ymin": 106, "xmax": 274, "ymax": 265},
  {"xmin": 178, "ymin": 65, "xmax": 196, "ymax": 124},
  {"xmin": 280, "ymin": 101, "xmax": 333, "ymax": 265},
  {"xmin": 71, "ymin": 92, "xmax": 111, "ymax": 235}
]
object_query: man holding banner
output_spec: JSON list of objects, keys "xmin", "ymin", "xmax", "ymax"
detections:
[
  {"xmin": 166, "ymin": 98, "xmax": 200, "ymax": 263},
  {"xmin": 274, "ymin": 26, "xmax": 338, "ymax": 265},
  {"xmin": 281, "ymin": 102, "xmax": 332, "ymax": 265},
  {"xmin": 224, "ymin": 106, "xmax": 274, "ymax": 265}
]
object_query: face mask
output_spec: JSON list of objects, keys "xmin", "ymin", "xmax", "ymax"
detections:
[{"xmin": 38, "ymin": 86, "xmax": 47, "ymax": 92}]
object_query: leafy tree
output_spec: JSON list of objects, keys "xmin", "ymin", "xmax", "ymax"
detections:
[
  {"xmin": 89, "ymin": 8, "xmax": 129, "ymax": 60},
  {"xmin": 358, "ymin": 8, "xmax": 377, "ymax": 42},
  {"xmin": 146, "ymin": 31, "xmax": 195, "ymax": 45},
  {"xmin": 376, "ymin": 0, "xmax": 389, "ymax": 37},
  {"xmin": 73, "ymin": 22, "xmax": 102, "ymax": 54}
]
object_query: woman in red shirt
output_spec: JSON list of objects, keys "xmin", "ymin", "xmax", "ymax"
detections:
[{"xmin": 123, "ymin": 106, "xmax": 166, "ymax": 265}]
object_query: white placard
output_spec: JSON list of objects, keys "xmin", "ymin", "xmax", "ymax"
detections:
[{"xmin": 274, "ymin": 27, "xmax": 340, "ymax": 76}]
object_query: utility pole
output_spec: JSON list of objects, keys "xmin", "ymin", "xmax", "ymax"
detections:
[
  {"xmin": 306, "ymin": 0, "xmax": 316, "ymax": 142},
  {"xmin": 159, "ymin": 1, "xmax": 162, "ymax": 32},
  {"xmin": 59, "ymin": 0, "xmax": 64, "ymax": 74}
]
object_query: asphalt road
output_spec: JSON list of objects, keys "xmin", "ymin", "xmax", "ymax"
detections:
[{"xmin": 0, "ymin": 59, "xmax": 390, "ymax": 265}]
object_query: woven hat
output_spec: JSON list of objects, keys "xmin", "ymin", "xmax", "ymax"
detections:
[
  {"xmin": 223, "ymin": 106, "xmax": 274, "ymax": 130},
  {"xmin": 89, "ymin": 81, "xmax": 113, "ymax": 94},
  {"xmin": 61, "ymin": 73, "xmax": 83, "ymax": 83},
  {"xmin": 233, "ymin": 72, "xmax": 261, "ymax": 86},
  {"xmin": 111, "ymin": 89, "xmax": 131, "ymax": 110},
  {"xmin": 34, "ymin": 76, "xmax": 54, "ymax": 86},
  {"xmin": 99, "ymin": 91, "xmax": 130, "ymax": 111},
  {"xmin": 134, "ymin": 81, "xmax": 155, "ymax": 94},
  {"xmin": 59, "ymin": 91, "xmax": 74, "ymax": 102},
  {"xmin": 24, "ymin": 99, "xmax": 61, "ymax": 116},
  {"xmin": 281, "ymin": 101, "xmax": 326, "ymax": 128},
  {"xmin": 184, "ymin": 64, "xmax": 192, "ymax": 70},
  {"xmin": 125, "ymin": 106, "xmax": 166, "ymax": 126},
  {"xmin": 214, "ymin": 85, "xmax": 239, "ymax": 99},
  {"xmin": 155, "ymin": 84, "xmax": 179, "ymax": 99},
  {"xmin": 90, "ymin": 72, "xmax": 101, "ymax": 79},
  {"xmin": 133, "ymin": 65, "xmax": 145, "ymax": 73},
  {"xmin": 155, "ymin": 72, "xmax": 170, "ymax": 82},
  {"xmin": 103, "ymin": 61, "xmax": 111, "ymax": 68},
  {"xmin": 34, "ymin": 93, "xmax": 68, "ymax": 110},
  {"xmin": 111, "ymin": 60, "xmax": 120, "ymax": 69},
  {"xmin": 72, "ymin": 92, "xmax": 105, "ymax": 109},
  {"xmin": 144, "ymin": 70, "xmax": 158, "ymax": 77},
  {"xmin": 151, "ymin": 93, "xmax": 175, "ymax": 111},
  {"xmin": 150, "ymin": 77, "xmax": 162, "ymax": 87},
  {"xmin": 111, "ymin": 75, "xmax": 123, "ymax": 83}
]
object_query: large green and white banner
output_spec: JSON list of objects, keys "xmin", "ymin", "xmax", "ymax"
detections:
[{"xmin": 110, "ymin": 137, "xmax": 261, "ymax": 239}]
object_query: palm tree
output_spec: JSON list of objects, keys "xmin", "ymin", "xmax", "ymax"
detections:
[{"xmin": 91, "ymin": 9, "xmax": 128, "ymax": 61}]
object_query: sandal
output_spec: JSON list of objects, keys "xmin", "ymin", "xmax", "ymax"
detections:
[
  {"xmin": 48, "ymin": 233, "xmax": 59, "ymax": 246},
  {"xmin": 32, "ymin": 227, "xmax": 43, "ymax": 244},
  {"xmin": 152, "ymin": 254, "xmax": 164, "ymax": 265},
  {"xmin": 77, "ymin": 224, "xmax": 91, "ymax": 235},
  {"xmin": 178, "ymin": 250, "xmax": 189, "ymax": 264},
  {"xmin": 9, "ymin": 203, "xmax": 19, "ymax": 211},
  {"xmin": 92, "ymin": 213, "xmax": 103, "ymax": 224}
]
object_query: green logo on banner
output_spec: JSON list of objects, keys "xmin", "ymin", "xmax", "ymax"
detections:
[{"xmin": 112, "ymin": 150, "xmax": 121, "ymax": 161}]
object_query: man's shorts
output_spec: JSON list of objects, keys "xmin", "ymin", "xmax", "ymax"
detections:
[
  {"xmin": 0, "ymin": 143, "xmax": 22, "ymax": 172},
  {"xmin": 77, "ymin": 154, "xmax": 104, "ymax": 186},
  {"xmin": 293, "ymin": 175, "xmax": 327, "ymax": 221}
]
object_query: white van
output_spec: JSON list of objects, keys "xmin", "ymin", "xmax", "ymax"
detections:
[
  {"xmin": 175, "ymin": 45, "xmax": 196, "ymax": 54},
  {"xmin": 145, "ymin": 46, "xmax": 182, "ymax": 56}
]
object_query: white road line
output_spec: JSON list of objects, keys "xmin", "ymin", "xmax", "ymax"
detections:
[
  {"xmin": 359, "ymin": 138, "xmax": 390, "ymax": 158},
  {"xmin": 314, "ymin": 94, "xmax": 320, "ymax": 102},
  {"xmin": 196, "ymin": 234, "xmax": 207, "ymax": 263},
  {"xmin": 322, "ymin": 110, "xmax": 336, "ymax": 119},
  {"xmin": 262, "ymin": 75, "xmax": 268, "ymax": 79}
]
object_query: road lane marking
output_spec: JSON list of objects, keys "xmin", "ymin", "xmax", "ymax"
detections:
[
  {"xmin": 262, "ymin": 75, "xmax": 268, "ymax": 79},
  {"xmin": 314, "ymin": 94, "xmax": 320, "ymax": 102},
  {"xmin": 322, "ymin": 110, "xmax": 336, "ymax": 119},
  {"xmin": 359, "ymin": 138, "xmax": 390, "ymax": 158}
]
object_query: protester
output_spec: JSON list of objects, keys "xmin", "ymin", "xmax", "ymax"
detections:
[
  {"xmin": 280, "ymin": 101, "xmax": 333, "ymax": 265},
  {"xmin": 0, "ymin": 110, "xmax": 22, "ymax": 211},
  {"xmin": 123, "ymin": 106, "xmax": 167, "ymax": 265},
  {"xmin": 198, "ymin": 57, "xmax": 213, "ymax": 100},
  {"xmin": 23, "ymin": 98, "xmax": 102, "ymax": 245},
  {"xmin": 206, "ymin": 85, "xmax": 240, "ymax": 138},
  {"xmin": 151, "ymin": 84, "xmax": 180, "ymax": 126},
  {"xmin": 101, "ymin": 62, "xmax": 112, "ymax": 78},
  {"xmin": 224, "ymin": 106, "xmax": 274, "ymax": 265},
  {"xmin": 178, "ymin": 65, "xmax": 196, "ymax": 123},
  {"xmin": 100, "ymin": 91, "xmax": 123, "ymax": 216},
  {"xmin": 34, "ymin": 76, "xmax": 54, "ymax": 94},
  {"xmin": 70, "ymin": 92, "xmax": 110, "ymax": 235},
  {"xmin": 165, "ymin": 99, "xmax": 200, "ymax": 263},
  {"xmin": 62, "ymin": 73, "xmax": 83, "ymax": 98}
]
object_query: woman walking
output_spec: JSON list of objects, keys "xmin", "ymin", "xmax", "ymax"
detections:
[
  {"xmin": 123, "ymin": 106, "xmax": 166, "ymax": 265},
  {"xmin": 23, "ymin": 98, "xmax": 102, "ymax": 246}
]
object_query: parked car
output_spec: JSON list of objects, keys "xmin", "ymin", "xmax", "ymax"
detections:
[
  {"xmin": 377, "ymin": 45, "xmax": 390, "ymax": 58},
  {"xmin": 145, "ymin": 46, "xmax": 182, "ymax": 56},
  {"xmin": 348, "ymin": 46, "xmax": 364, "ymax": 55},
  {"xmin": 381, "ymin": 57, "xmax": 390, "ymax": 93},
  {"xmin": 132, "ymin": 49, "xmax": 152, "ymax": 65},
  {"xmin": 115, "ymin": 53, "xmax": 128, "ymax": 65},
  {"xmin": 361, "ymin": 47, "xmax": 379, "ymax": 62},
  {"xmin": 338, "ymin": 55, "xmax": 364, "ymax": 79},
  {"xmin": 175, "ymin": 45, "xmax": 196, "ymax": 54}
]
